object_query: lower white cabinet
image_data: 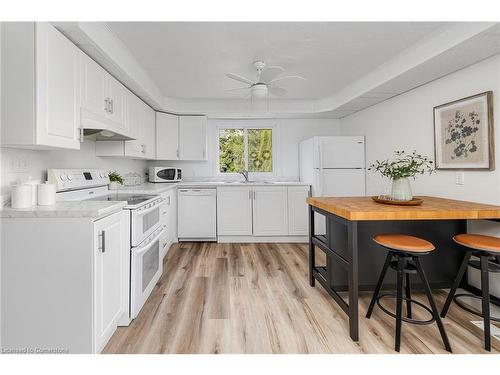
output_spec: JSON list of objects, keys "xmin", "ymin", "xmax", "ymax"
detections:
[
  {"xmin": 93, "ymin": 211, "xmax": 129, "ymax": 353},
  {"xmin": 216, "ymin": 185, "xmax": 310, "ymax": 239},
  {"xmin": 252, "ymin": 187, "xmax": 288, "ymax": 236},
  {"xmin": 0, "ymin": 210, "xmax": 129, "ymax": 353},
  {"xmin": 217, "ymin": 187, "xmax": 253, "ymax": 236},
  {"xmin": 287, "ymin": 186, "xmax": 310, "ymax": 235}
]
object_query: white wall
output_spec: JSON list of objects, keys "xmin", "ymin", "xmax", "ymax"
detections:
[
  {"xmin": 341, "ymin": 54, "xmax": 500, "ymax": 205},
  {"xmin": 150, "ymin": 118, "xmax": 341, "ymax": 180},
  {"xmin": 0, "ymin": 140, "xmax": 148, "ymax": 198}
]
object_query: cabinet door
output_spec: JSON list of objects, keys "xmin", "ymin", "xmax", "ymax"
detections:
[
  {"xmin": 179, "ymin": 116, "xmax": 207, "ymax": 160},
  {"xmin": 106, "ymin": 77, "xmax": 127, "ymax": 131},
  {"xmin": 93, "ymin": 211, "xmax": 128, "ymax": 353},
  {"xmin": 124, "ymin": 92, "xmax": 145, "ymax": 158},
  {"xmin": 287, "ymin": 186, "xmax": 310, "ymax": 235},
  {"xmin": 156, "ymin": 112, "xmax": 179, "ymax": 160},
  {"xmin": 252, "ymin": 187, "xmax": 288, "ymax": 236},
  {"xmin": 142, "ymin": 104, "xmax": 156, "ymax": 159},
  {"xmin": 217, "ymin": 187, "xmax": 253, "ymax": 236},
  {"xmin": 35, "ymin": 22, "xmax": 81, "ymax": 149},
  {"xmin": 80, "ymin": 52, "xmax": 108, "ymax": 125}
]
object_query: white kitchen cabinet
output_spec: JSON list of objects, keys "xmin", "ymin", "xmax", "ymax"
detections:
[
  {"xmin": 217, "ymin": 187, "xmax": 253, "ymax": 236},
  {"xmin": 80, "ymin": 52, "xmax": 128, "ymax": 134},
  {"xmin": 252, "ymin": 186, "xmax": 288, "ymax": 236},
  {"xmin": 93, "ymin": 211, "xmax": 128, "ymax": 353},
  {"xmin": 179, "ymin": 116, "xmax": 207, "ymax": 160},
  {"xmin": 287, "ymin": 186, "xmax": 310, "ymax": 236},
  {"xmin": 142, "ymin": 104, "xmax": 156, "ymax": 159},
  {"xmin": 156, "ymin": 112, "xmax": 180, "ymax": 160},
  {"xmin": 1, "ymin": 22, "xmax": 81, "ymax": 150}
]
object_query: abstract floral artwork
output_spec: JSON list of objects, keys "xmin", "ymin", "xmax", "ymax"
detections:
[{"xmin": 433, "ymin": 91, "xmax": 494, "ymax": 170}]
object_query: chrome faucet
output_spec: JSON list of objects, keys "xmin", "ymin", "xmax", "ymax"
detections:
[{"xmin": 240, "ymin": 169, "xmax": 249, "ymax": 182}]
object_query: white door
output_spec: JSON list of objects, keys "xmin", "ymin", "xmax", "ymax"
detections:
[
  {"xmin": 179, "ymin": 116, "xmax": 207, "ymax": 160},
  {"xmin": 106, "ymin": 77, "xmax": 127, "ymax": 131},
  {"xmin": 316, "ymin": 136, "xmax": 365, "ymax": 169},
  {"xmin": 252, "ymin": 187, "xmax": 288, "ymax": 236},
  {"xmin": 80, "ymin": 51, "xmax": 108, "ymax": 126},
  {"xmin": 93, "ymin": 211, "xmax": 127, "ymax": 353},
  {"xmin": 217, "ymin": 187, "xmax": 253, "ymax": 236},
  {"xmin": 156, "ymin": 112, "xmax": 179, "ymax": 160},
  {"xmin": 35, "ymin": 22, "xmax": 81, "ymax": 149},
  {"xmin": 288, "ymin": 186, "xmax": 310, "ymax": 236},
  {"xmin": 178, "ymin": 189, "xmax": 217, "ymax": 239}
]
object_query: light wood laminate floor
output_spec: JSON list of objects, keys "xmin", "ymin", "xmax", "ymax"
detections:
[{"xmin": 104, "ymin": 242, "xmax": 499, "ymax": 354}]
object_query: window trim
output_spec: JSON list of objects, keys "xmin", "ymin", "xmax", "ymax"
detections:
[{"xmin": 215, "ymin": 122, "xmax": 278, "ymax": 178}]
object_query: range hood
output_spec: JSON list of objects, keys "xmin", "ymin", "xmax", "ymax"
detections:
[
  {"xmin": 80, "ymin": 109, "xmax": 135, "ymax": 141},
  {"xmin": 82, "ymin": 128, "xmax": 135, "ymax": 141}
]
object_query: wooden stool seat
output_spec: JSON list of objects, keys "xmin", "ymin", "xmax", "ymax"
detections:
[
  {"xmin": 453, "ymin": 233, "xmax": 500, "ymax": 253},
  {"xmin": 373, "ymin": 234, "xmax": 435, "ymax": 253}
]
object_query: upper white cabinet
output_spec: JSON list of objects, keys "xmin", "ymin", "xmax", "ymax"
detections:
[
  {"xmin": 80, "ymin": 52, "xmax": 128, "ymax": 134},
  {"xmin": 179, "ymin": 116, "xmax": 207, "ymax": 160},
  {"xmin": 156, "ymin": 114, "xmax": 207, "ymax": 161},
  {"xmin": 287, "ymin": 186, "xmax": 310, "ymax": 236},
  {"xmin": 1, "ymin": 22, "xmax": 81, "ymax": 150},
  {"xmin": 217, "ymin": 187, "xmax": 253, "ymax": 236},
  {"xmin": 156, "ymin": 112, "xmax": 179, "ymax": 160},
  {"xmin": 252, "ymin": 186, "xmax": 289, "ymax": 236}
]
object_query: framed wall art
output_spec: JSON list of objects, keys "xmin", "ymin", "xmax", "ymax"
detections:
[{"xmin": 433, "ymin": 91, "xmax": 494, "ymax": 170}]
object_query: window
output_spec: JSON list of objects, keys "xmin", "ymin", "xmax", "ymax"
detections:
[{"xmin": 218, "ymin": 127, "xmax": 274, "ymax": 174}]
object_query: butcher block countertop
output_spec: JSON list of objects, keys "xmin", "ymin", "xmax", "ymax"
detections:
[{"xmin": 306, "ymin": 196, "xmax": 500, "ymax": 221}]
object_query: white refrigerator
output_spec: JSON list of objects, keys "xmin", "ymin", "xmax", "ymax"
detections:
[{"xmin": 299, "ymin": 136, "xmax": 366, "ymax": 234}]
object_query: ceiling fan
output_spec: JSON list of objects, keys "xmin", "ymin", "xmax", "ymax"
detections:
[{"xmin": 225, "ymin": 60, "xmax": 305, "ymax": 99}]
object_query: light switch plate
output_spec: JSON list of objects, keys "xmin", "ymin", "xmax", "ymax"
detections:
[{"xmin": 455, "ymin": 172, "xmax": 465, "ymax": 185}]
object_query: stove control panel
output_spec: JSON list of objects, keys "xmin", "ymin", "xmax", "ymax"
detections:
[{"xmin": 48, "ymin": 169, "xmax": 110, "ymax": 192}]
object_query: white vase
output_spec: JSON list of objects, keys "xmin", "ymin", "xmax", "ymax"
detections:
[
  {"xmin": 109, "ymin": 181, "xmax": 121, "ymax": 190},
  {"xmin": 390, "ymin": 178, "xmax": 413, "ymax": 201}
]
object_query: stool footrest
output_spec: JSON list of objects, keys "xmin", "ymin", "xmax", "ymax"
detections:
[
  {"xmin": 453, "ymin": 293, "xmax": 500, "ymax": 322},
  {"xmin": 376, "ymin": 293, "xmax": 435, "ymax": 325}
]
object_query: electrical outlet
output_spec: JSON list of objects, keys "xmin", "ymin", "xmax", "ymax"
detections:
[
  {"xmin": 7, "ymin": 157, "xmax": 29, "ymax": 173},
  {"xmin": 455, "ymin": 172, "xmax": 465, "ymax": 185}
]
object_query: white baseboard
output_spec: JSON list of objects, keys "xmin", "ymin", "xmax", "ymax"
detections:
[{"xmin": 217, "ymin": 236, "xmax": 308, "ymax": 243}]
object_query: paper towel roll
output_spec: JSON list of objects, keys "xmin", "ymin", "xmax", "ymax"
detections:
[
  {"xmin": 11, "ymin": 184, "xmax": 33, "ymax": 209},
  {"xmin": 37, "ymin": 182, "xmax": 56, "ymax": 206},
  {"xmin": 24, "ymin": 179, "xmax": 40, "ymax": 205}
]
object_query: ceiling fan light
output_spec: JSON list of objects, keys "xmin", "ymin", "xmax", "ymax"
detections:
[{"xmin": 251, "ymin": 84, "xmax": 268, "ymax": 98}]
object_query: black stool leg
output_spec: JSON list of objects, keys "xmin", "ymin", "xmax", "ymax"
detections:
[
  {"xmin": 480, "ymin": 254, "xmax": 491, "ymax": 351},
  {"xmin": 441, "ymin": 250, "xmax": 473, "ymax": 318},
  {"xmin": 395, "ymin": 256, "xmax": 404, "ymax": 352},
  {"xmin": 366, "ymin": 253, "xmax": 392, "ymax": 319},
  {"xmin": 405, "ymin": 272, "xmax": 412, "ymax": 319},
  {"xmin": 415, "ymin": 257, "xmax": 452, "ymax": 353}
]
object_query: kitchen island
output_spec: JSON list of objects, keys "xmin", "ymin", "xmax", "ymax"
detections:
[{"xmin": 306, "ymin": 196, "xmax": 500, "ymax": 342}]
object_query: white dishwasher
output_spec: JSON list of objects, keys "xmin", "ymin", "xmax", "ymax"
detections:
[{"xmin": 177, "ymin": 188, "xmax": 217, "ymax": 241}]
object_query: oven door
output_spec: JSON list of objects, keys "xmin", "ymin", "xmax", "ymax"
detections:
[
  {"xmin": 130, "ymin": 226, "xmax": 164, "ymax": 319},
  {"xmin": 131, "ymin": 199, "xmax": 164, "ymax": 246}
]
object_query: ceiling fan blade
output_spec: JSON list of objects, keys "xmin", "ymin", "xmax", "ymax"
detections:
[
  {"xmin": 268, "ymin": 86, "xmax": 287, "ymax": 97},
  {"xmin": 226, "ymin": 73, "xmax": 255, "ymax": 85},
  {"xmin": 259, "ymin": 66, "xmax": 284, "ymax": 83},
  {"xmin": 223, "ymin": 86, "xmax": 250, "ymax": 92},
  {"xmin": 269, "ymin": 75, "xmax": 306, "ymax": 84}
]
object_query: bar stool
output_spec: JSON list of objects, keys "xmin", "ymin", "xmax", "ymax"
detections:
[
  {"xmin": 441, "ymin": 233, "xmax": 500, "ymax": 352},
  {"xmin": 366, "ymin": 234, "xmax": 452, "ymax": 352}
]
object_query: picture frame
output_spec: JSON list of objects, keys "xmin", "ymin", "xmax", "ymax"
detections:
[{"xmin": 433, "ymin": 91, "xmax": 494, "ymax": 170}]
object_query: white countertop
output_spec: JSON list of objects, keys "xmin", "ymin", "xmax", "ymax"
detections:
[
  {"xmin": 112, "ymin": 181, "xmax": 310, "ymax": 194},
  {"xmin": 0, "ymin": 200, "xmax": 127, "ymax": 219}
]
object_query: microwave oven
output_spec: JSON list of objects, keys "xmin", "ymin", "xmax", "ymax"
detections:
[{"xmin": 149, "ymin": 167, "xmax": 182, "ymax": 183}]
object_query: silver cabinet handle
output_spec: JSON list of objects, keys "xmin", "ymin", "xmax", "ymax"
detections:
[
  {"xmin": 141, "ymin": 144, "xmax": 146, "ymax": 154},
  {"xmin": 104, "ymin": 98, "xmax": 109, "ymax": 113},
  {"xmin": 176, "ymin": 149, "xmax": 180, "ymax": 158},
  {"xmin": 99, "ymin": 230, "xmax": 106, "ymax": 253},
  {"xmin": 249, "ymin": 190, "xmax": 252, "ymax": 200},
  {"xmin": 110, "ymin": 99, "xmax": 114, "ymax": 114}
]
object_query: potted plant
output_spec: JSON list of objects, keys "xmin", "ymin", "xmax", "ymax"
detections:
[
  {"xmin": 108, "ymin": 171, "xmax": 124, "ymax": 190},
  {"xmin": 369, "ymin": 151, "xmax": 434, "ymax": 201}
]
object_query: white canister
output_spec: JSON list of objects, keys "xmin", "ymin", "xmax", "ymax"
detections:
[
  {"xmin": 37, "ymin": 182, "xmax": 56, "ymax": 206},
  {"xmin": 11, "ymin": 184, "xmax": 33, "ymax": 209},
  {"xmin": 25, "ymin": 178, "xmax": 41, "ymax": 205}
]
